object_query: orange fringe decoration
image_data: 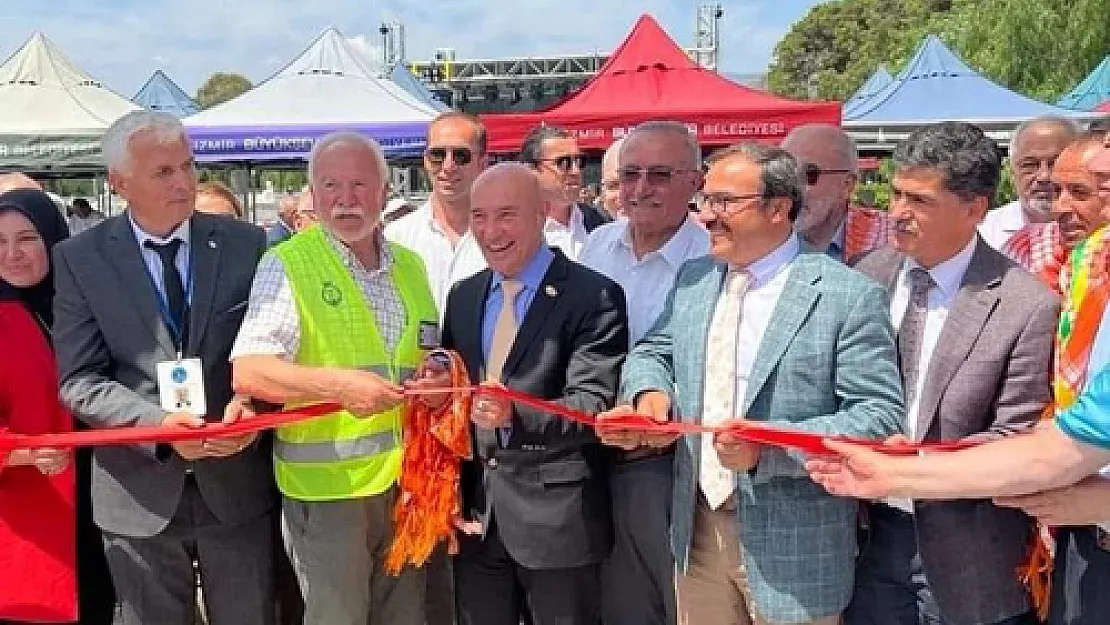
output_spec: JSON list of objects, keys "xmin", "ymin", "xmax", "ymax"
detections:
[
  {"xmin": 1016, "ymin": 402, "xmax": 1058, "ymax": 622},
  {"xmin": 385, "ymin": 349, "xmax": 473, "ymax": 575}
]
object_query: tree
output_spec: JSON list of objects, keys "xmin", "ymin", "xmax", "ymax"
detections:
[{"xmin": 196, "ymin": 72, "xmax": 252, "ymax": 109}]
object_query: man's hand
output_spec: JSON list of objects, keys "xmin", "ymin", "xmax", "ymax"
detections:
[
  {"xmin": 27, "ymin": 448, "xmax": 69, "ymax": 475},
  {"xmin": 404, "ymin": 355, "xmax": 453, "ymax": 410},
  {"xmin": 805, "ymin": 439, "xmax": 898, "ymax": 498},
  {"xmin": 334, "ymin": 369, "xmax": 405, "ymax": 417},
  {"xmin": 470, "ymin": 382, "xmax": 512, "ymax": 430},
  {"xmin": 596, "ymin": 402, "xmax": 680, "ymax": 451},
  {"xmin": 714, "ymin": 420, "xmax": 761, "ymax": 472},
  {"xmin": 995, "ymin": 476, "xmax": 1110, "ymax": 526},
  {"xmin": 161, "ymin": 412, "xmax": 208, "ymax": 461},
  {"xmin": 202, "ymin": 395, "xmax": 258, "ymax": 458}
]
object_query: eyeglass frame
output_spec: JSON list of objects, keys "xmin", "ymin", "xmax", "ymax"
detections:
[
  {"xmin": 694, "ymin": 192, "xmax": 770, "ymax": 216},
  {"xmin": 536, "ymin": 154, "xmax": 584, "ymax": 172},
  {"xmin": 803, "ymin": 162, "xmax": 853, "ymax": 185},
  {"xmin": 425, "ymin": 146, "xmax": 476, "ymax": 167},
  {"xmin": 617, "ymin": 165, "xmax": 700, "ymax": 186}
]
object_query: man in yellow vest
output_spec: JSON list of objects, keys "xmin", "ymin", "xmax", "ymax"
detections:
[{"xmin": 230, "ymin": 132, "xmax": 439, "ymax": 625}]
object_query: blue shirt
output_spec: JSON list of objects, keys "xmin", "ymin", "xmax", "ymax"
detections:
[
  {"xmin": 481, "ymin": 246, "xmax": 555, "ymax": 365},
  {"xmin": 1058, "ymin": 365, "xmax": 1110, "ymax": 451}
]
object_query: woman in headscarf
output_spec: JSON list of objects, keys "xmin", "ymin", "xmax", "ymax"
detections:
[{"xmin": 0, "ymin": 188, "xmax": 114, "ymax": 624}]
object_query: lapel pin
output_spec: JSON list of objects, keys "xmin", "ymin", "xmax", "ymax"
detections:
[
  {"xmin": 544, "ymin": 285, "xmax": 557, "ymax": 297},
  {"xmin": 208, "ymin": 240, "xmax": 217, "ymax": 249}
]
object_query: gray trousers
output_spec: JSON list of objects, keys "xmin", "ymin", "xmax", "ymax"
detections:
[
  {"xmin": 1049, "ymin": 527, "xmax": 1110, "ymax": 625},
  {"xmin": 281, "ymin": 489, "xmax": 425, "ymax": 625},
  {"xmin": 601, "ymin": 453, "xmax": 677, "ymax": 625},
  {"xmin": 103, "ymin": 477, "xmax": 275, "ymax": 625}
]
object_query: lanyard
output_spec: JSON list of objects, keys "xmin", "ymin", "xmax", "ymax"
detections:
[{"xmin": 143, "ymin": 242, "xmax": 194, "ymax": 354}]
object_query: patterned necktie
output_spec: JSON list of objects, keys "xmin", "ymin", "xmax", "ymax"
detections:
[
  {"xmin": 487, "ymin": 279, "xmax": 524, "ymax": 446},
  {"xmin": 144, "ymin": 239, "xmax": 187, "ymax": 346},
  {"xmin": 700, "ymin": 269, "xmax": 752, "ymax": 510},
  {"xmin": 898, "ymin": 267, "xmax": 935, "ymax": 409}
]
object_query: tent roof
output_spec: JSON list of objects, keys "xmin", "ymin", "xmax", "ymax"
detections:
[
  {"xmin": 0, "ymin": 31, "xmax": 138, "ymax": 135},
  {"xmin": 133, "ymin": 70, "xmax": 199, "ymax": 117},
  {"xmin": 843, "ymin": 66, "xmax": 894, "ymax": 116},
  {"xmin": 1058, "ymin": 55, "xmax": 1110, "ymax": 111},
  {"xmin": 481, "ymin": 14, "xmax": 839, "ymax": 152},
  {"xmin": 845, "ymin": 35, "xmax": 1089, "ymax": 125},
  {"xmin": 183, "ymin": 27, "xmax": 440, "ymax": 126},
  {"xmin": 1096, "ymin": 100, "xmax": 1110, "ymax": 113},
  {"xmin": 389, "ymin": 63, "xmax": 449, "ymax": 112}
]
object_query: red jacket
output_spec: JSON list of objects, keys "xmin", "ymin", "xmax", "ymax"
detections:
[{"xmin": 0, "ymin": 301, "xmax": 77, "ymax": 622}]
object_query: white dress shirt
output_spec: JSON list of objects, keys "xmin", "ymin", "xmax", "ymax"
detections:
[
  {"xmin": 978, "ymin": 200, "xmax": 1027, "ymax": 251},
  {"xmin": 129, "ymin": 215, "xmax": 192, "ymax": 305},
  {"xmin": 579, "ymin": 216, "xmax": 709, "ymax": 345},
  {"xmin": 544, "ymin": 204, "xmax": 589, "ymax": 260},
  {"xmin": 230, "ymin": 230, "xmax": 406, "ymax": 360},
  {"xmin": 384, "ymin": 201, "xmax": 486, "ymax": 313},
  {"xmin": 726, "ymin": 234, "xmax": 801, "ymax": 412}
]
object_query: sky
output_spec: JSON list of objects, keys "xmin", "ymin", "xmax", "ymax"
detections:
[{"xmin": 0, "ymin": 0, "xmax": 825, "ymax": 97}]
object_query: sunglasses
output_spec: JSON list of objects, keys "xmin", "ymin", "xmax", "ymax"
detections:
[
  {"xmin": 425, "ymin": 147, "xmax": 474, "ymax": 166},
  {"xmin": 618, "ymin": 165, "xmax": 695, "ymax": 185},
  {"xmin": 538, "ymin": 154, "xmax": 583, "ymax": 172},
  {"xmin": 803, "ymin": 163, "xmax": 853, "ymax": 185}
]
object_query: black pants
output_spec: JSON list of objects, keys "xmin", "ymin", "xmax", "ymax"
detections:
[{"xmin": 1049, "ymin": 527, "xmax": 1110, "ymax": 625}]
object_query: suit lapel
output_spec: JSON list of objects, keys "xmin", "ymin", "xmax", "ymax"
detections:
[
  {"xmin": 914, "ymin": 241, "xmax": 1001, "ymax": 439},
  {"xmin": 741, "ymin": 257, "xmax": 821, "ymax": 416},
  {"xmin": 106, "ymin": 215, "xmax": 176, "ymax": 357},
  {"xmin": 186, "ymin": 215, "xmax": 221, "ymax": 356},
  {"xmin": 500, "ymin": 253, "xmax": 568, "ymax": 379}
]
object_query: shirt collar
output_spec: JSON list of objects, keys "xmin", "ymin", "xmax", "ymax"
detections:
[
  {"xmin": 130, "ymin": 213, "xmax": 191, "ymax": 248},
  {"xmin": 828, "ymin": 217, "xmax": 847, "ymax": 256},
  {"xmin": 736, "ymin": 233, "xmax": 801, "ymax": 288},
  {"xmin": 545, "ymin": 205, "xmax": 583, "ymax": 233},
  {"xmin": 905, "ymin": 235, "xmax": 977, "ymax": 299},
  {"xmin": 492, "ymin": 245, "xmax": 555, "ymax": 294},
  {"xmin": 322, "ymin": 227, "xmax": 393, "ymax": 275},
  {"xmin": 617, "ymin": 215, "xmax": 704, "ymax": 269}
]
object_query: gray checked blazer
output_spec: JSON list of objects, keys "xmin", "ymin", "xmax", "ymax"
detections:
[
  {"xmin": 854, "ymin": 238, "xmax": 1059, "ymax": 625},
  {"xmin": 621, "ymin": 250, "xmax": 905, "ymax": 624},
  {"xmin": 53, "ymin": 212, "xmax": 275, "ymax": 538}
]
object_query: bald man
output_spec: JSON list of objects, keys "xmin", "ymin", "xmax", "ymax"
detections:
[
  {"xmin": 266, "ymin": 194, "xmax": 299, "ymax": 246},
  {"xmin": 600, "ymin": 138, "xmax": 625, "ymax": 219},
  {"xmin": 441, "ymin": 163, "xmax": 628, "ymax": 625},
  {"xmin": 782, "ymin": 124, "xmax": 893, "ymax": 262},
  {"xmin": 1002, "ymin": 133, "xmax": 1110, "ymax": 292},
  {"xmin": 981, "ymin": 117, "xmax": 1080, "ymax": 249}
]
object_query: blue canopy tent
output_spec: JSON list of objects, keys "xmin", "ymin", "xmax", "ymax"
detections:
[
  {"xmin": 1057, "ymin": 55, "xmax": 1110, "ymax": 111},
  {"xmin": 843, "ymin": 66, "xmax": 893, "ymax": 119},
  {"xmin": 844, "ymin": 35, "xmax": 1098, "ymax": 151},
  {"xmin": 389, "ymin": 63, "xmax": 449, "ymax": 112},
  {"xmin": 133, "ymin": 70, "xmax": 199, "ymax": 117}
]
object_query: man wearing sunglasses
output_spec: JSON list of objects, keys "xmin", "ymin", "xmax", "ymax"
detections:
[
  {"xmin": 579, "ymin": 121, "xmax": 709, "ymax": 625},
  {"xmin": 782, "ymin": 124, "xmax": 893, "ymax": 263},
  {"xmin": 520, "ymin": 125, "xmax": 610, "ymax": 260},
  {"xmin": 386, "ymin": 112, "xmax": 488, "ymax": 312},
  {"xmin": 979, "ymin": 116, "xmax": 1079, "ymax": 250},
  {"xmin": 598, "ymin": 143, "xmax": 903, "ymax": 625}
]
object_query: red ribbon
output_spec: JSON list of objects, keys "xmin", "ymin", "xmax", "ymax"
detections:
[{"xmin": 0, "ymin": 386, "xmax": 975, "ymax": 456}]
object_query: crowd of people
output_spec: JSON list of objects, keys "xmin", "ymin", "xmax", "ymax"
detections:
[{"xmin": 2, "ymin": 105, "xmax": 1110, "ymax": 625}]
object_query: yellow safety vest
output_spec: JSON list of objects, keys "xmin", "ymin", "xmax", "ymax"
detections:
[{"xmin": 272, "ymin": 225, "xmax": 437, "ymax": 501}]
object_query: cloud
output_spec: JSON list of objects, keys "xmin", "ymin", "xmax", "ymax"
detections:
[{"xmin": 0, "ymin": 0, "xmax": 820, "ymax": 98}]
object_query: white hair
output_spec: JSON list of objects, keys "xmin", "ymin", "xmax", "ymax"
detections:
[
  {"xmin": 102, "ymin": 110, "xmax": 188, "ymax": 174},
  {"xmin": 623, "ymin": 121, "xmax": 702, "ymax": 169},
  {"xmin": 601, "ymin": 138, "xmax": 624, "ymax": 178},
  {"xmin": 307, "ymin": 131, "xmax": 388, "ymax": 183},
  {"xmin": 1011, "ymin": 116, "xmax": 1081, "ymax": 156}
]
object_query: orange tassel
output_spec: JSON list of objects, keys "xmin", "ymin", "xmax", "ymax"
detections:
[
  {"xmin": 385, "ymin": 350, "xmax": 473, "ymax": 575},
  {"xmin": 1019, "ymin": 525, "xmax": 1054, "ymax": 623}
]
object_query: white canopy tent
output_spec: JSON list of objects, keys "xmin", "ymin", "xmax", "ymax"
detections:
[
  {"xmin": 184, "ymin": 27, "xmax": 440, "ymax": 162},
  {"xmin": 0, "ymin": 32, "xmax": 139, "ymax": 171}
]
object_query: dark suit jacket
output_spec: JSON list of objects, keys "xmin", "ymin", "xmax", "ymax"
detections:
[
  {"xmin": 579, "ymin": 202, "xmax": 610, "ymax": 233},
  {"xmin": 855, "ymin": 239, "xmax": 1059, "ymax": 625},
  {"xmin": 441, "ymin": 248, "xmax": 628, "ymax": 570},
  {"xmin": 53, "ymin": 212, "xmax": 275, "ymax": 538}
]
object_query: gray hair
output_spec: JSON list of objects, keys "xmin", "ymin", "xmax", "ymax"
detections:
[
  {"xmin": 601, "ymin": 138, "xmax": 624, "ymax": 179},
  {"xmin": 894, "ymin": 121, "xmax": 1001, "ymax": 202},
  {"xmin": 624, "ymin": 121, "xmax": 702, "ymax": 170},
  {"xmin": 102, "ymin": 110, "xmax": 188, "ymax": 174},
  {"xmin": 307, "ymin": 131, "xmax": 388, "ymax": 183},
  {"xmin": 707, "ymin": 143, "xmax": 804, "ymax": 221},
  {"xmin": 1011, "ymin": 116, "xmax": 1081, "ymax": 156},
  {"xmin": 782, "ymin": 123, "xmax": 858, "ymax": 174}
]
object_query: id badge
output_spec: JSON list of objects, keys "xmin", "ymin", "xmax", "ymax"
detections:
[
  {"xmin": 418, "ymin": 321, "xmax": 440, "ymax": 349},
  {"xmin": 156, "ymin": 358, "xmax": 207, "ymax": 416}
]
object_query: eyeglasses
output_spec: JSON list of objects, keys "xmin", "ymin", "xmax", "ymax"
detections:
[
  {"xmin": 537, "ymin": 154, "xmax": 583, "ymax": 172},
  {"xmin": 618, "ymin": 166, "xmax": 696, "ymax": 185},
  {"xmin": 425, "ymin": 147, "xmax": 474, "ymax": 166},
  {"xmin": 602, "ymin": 179, "xmax": 621, "ymax": 192},
  {"xmin": 803, "ymin": 163, "xmax": 853, "ymax": 186},
  {"xmin": 694, "ymin": 193, "xmax": 766, "ymax": 216}
]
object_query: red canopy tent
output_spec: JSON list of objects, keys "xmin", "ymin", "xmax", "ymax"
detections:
[
  {"xmin": 480, "ymin": 14, "xmax": 841, "ymax": 153},
  {"xmin": 1096, "ymin": 100, "xmax": 1110, "ymax": 113}
]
